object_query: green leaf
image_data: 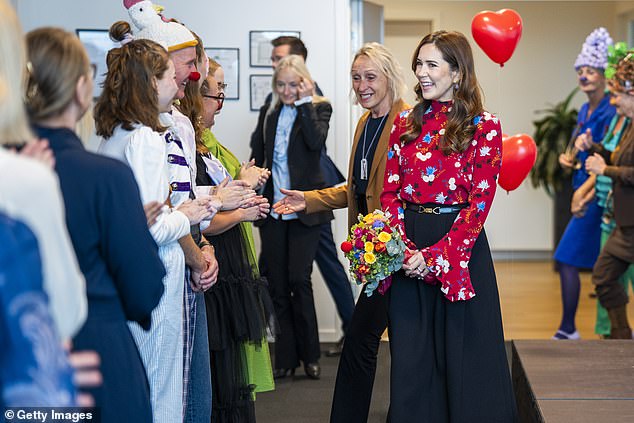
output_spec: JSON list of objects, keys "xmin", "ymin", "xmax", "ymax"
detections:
[{"xmin": 530, "ymin": 87, "xmax": 579, "ymax": 195}]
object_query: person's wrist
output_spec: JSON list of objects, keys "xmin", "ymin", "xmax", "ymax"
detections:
[{"xmin": 294, "ymin": 95, "xmax": 312, "ymax": 106}]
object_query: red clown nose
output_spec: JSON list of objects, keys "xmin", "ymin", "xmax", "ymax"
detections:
[{"xmin": 188, "ymin": 71, "xmax": 201, "ymax": 81}]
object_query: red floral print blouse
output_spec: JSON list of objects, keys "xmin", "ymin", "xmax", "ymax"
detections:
[{"xmin": 380, "ymin": 100, "xmax": 502, "ymax": 301}]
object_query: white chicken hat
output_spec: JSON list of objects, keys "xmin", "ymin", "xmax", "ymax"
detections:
[{"xmin": 123, "ymin": 0, "xmax": 197, "ymax": 52}]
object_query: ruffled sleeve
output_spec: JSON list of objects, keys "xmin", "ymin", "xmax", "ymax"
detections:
[
  {"xmin": 380, "ymin": 110, "xmax": 417, "ymax": 250},
  {"xmin": 420, "ymin": 112, "xmax": 502, "ymax": 301}
]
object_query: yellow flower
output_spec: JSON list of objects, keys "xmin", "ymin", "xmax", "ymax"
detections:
[
  {"xmin": 364, "ymin": 242, "xmax": 374, "ymax": 253},
  {"xmin": 364, "ymin": 252, "xmax": 376, "ymax": 264},
  {"xmin": 378, "ymin": 232, "xmax": 391, "ymax": 242},
  {"xmin": 364, "ymin": 214, "xmax": 374, "ymax": 224}
]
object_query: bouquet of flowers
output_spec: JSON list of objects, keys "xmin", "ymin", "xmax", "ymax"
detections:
[{"xmin": 340, "ymin": 209, "xmax": 407, "ymax": 296}]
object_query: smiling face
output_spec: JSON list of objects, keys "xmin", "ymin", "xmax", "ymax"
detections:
[
  {"xmin": 169, "ymin": 46, "xmax": 197, "ymax": 100},
  {"xmin": 414, "ymin": 43, "xmax": 459, "ymax": 102},
  {"xmin": 275, "ymin": 67, "xmax": 301, "ymax": 105},
  {"xmin": 351, "ymin": 55, "xmax": 392, "ymax": 117},
  {"xmin": 156, "ymin": 60, "xmax": 178, "ymax": 113},
  {"xmin": 577, "ymin": 66, "xmax": 606, "ymax": 95},
  {"xmin": 201, "ymin": 74, "xmax": 221, "ymax": 128}
]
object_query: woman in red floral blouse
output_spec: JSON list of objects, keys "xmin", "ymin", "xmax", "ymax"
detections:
[{"xmin": 380, "ymin": 31, "xmax": 517, "ymax": 422}]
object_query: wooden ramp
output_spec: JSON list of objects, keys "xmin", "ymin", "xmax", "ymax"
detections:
[{"xmin": 512, "ymin": 340, "xmax": 634, "ymax": 423}]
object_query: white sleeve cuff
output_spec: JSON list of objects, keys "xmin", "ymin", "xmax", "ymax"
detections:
[{"xmin": 294, "ymin": 96, "xmax": 313, "ymax": 106}]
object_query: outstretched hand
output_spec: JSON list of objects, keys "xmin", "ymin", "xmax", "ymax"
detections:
[{"xmin": 272, "ymin": 188, "xmax": 306, "ymax": 214}]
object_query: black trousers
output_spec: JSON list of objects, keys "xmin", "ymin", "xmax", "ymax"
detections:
[
  {"xmin": 258, "ymin": 217, "xmax": 321, "ymax": 369},
  {"xmin": 330, "ymin": 283, "xmax": 389, "ymax": 423}
]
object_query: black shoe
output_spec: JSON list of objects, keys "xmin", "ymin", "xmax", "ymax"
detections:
[
  {"xmin": 304, "ymin": 362, "xmax": 321, "ymax": 379},
  {"xmin": 325, "ymin": 336, "xmax": 344, "ymax": 357},
  {"xmin": 273, "ymin": 368, "xmax": 295, "ymax": 379}
]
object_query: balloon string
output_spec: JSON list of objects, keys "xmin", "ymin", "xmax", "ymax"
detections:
[
  {"xmin": 497, "ymin": 63, "xmax": 514, "ymax": 330},
  {"xmin": 498, "ymin": 66, "xmax": 502, "ymax": 114}
]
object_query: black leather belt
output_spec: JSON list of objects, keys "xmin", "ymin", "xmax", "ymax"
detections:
[{"xmin": 405, "ymin": 203, "xmax": 468, "ymax": 214}]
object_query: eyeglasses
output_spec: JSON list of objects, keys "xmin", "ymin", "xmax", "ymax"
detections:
[
  {"xmin": 203, "ymin": 92, "xmax": 225, "ymax": 110},
  {"xmin": 217, "ymin": 82, "xmax": 228, "ymax": 91}
]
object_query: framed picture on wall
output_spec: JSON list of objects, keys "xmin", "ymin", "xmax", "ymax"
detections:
[
  {"xmin": 76, "ymin": 29, "xmax": 118, "ymax": 98},
  {"xmin": 250, "ymin": 74, "xmax": 272, "ymax": 111},
  {"xmin": 249, "ymin": 30, "xmax": 301, "ymax": 67},
  {"xmin": 205, "ymin": 47, "xmax": 239, "ymax": 100}
]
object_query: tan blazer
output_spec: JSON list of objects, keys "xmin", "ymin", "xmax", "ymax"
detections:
[{"xmin": 304, "ymin": 99, "xmax": 409, "ymax": 230}]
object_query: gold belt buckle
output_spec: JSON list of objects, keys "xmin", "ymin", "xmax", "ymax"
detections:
[{"xmin": 419, "ymin": 206, "xmax": 440, "ymax": 214}]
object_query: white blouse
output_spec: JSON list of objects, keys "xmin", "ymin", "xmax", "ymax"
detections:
[{"xmin": 98, "ymin": 124, "xmax": 190, "ymax": 245}]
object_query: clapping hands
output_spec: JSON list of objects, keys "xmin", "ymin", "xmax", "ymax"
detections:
[
  {"xmin": 177, "ymin": 197, "xmax": 218, "ymax": 225},
  {"xmin": 238, "ymin": 159, "xmax": 271, "ymax": 190},
  {"xmin": 585, "ymin": 153, "xmax": 607, "ymax": 175},
  {"xmin": 214, "ymin": 177, "xmax": 257, "ymax": 210}
]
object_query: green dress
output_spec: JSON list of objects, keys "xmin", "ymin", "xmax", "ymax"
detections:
[{"xmin": 202, "ymin": 128, "xmax": 275, "ymax": 394}]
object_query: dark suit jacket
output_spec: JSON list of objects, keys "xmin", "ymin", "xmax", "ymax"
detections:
[
  {"xmin": 250, "ymin": 100, "xmax": 334, "ymax": 227},
  {"xmin": 262, "ymin": 84, "xmax": 344, "ymax": 188},
  {"xmin": 304, "ymin": 99, "xmax": 410, "ymax": 230}
]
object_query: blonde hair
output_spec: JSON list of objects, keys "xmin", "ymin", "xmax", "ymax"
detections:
[
  {"xmin": 25, "ymin": 27, "xmax": 91, "ymax": 122},
  {"xmin": 268, "ymin": 55, "xmax": 327, "ymax": 114},
  {"xmin": 352, "ymin": 42, "xmax": 406, "ymax": 105},
  {"xmin": 208, "ymin": 57, "xmax": 221, "ymax": 77},
  {"xmin": 0, "ymin": 0, "xmax": 33, "ymax": 145}
]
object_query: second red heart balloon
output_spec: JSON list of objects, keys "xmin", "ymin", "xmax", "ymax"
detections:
[
  {"xmin": 498, "ymin": 133, "xmax": 537, "ymax": 192},
  {"xmin": 471, "ymin": 9, "xmax": 523, "ymax": 67}
]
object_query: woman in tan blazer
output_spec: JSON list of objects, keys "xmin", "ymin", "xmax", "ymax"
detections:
[{"xmin": 273, "ymin": 42, "xmax": 409, "ymax": 423}]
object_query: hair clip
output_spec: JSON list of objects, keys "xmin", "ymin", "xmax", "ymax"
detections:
[{"xmin": 121, "ymin": 33, "xmax": 134, "ymax": 46}]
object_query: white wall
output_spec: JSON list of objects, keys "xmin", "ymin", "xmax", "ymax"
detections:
[
  {"xmin": 15, "ymin": 0, "xmax": 634, "ymax": 338},
  {"xmin": 16, "ymin": 0, "xmax": 354, "ymax": 342},
  {"xmin": 374, "ymin": 0, "xmax": 622, "ymax": 252}
]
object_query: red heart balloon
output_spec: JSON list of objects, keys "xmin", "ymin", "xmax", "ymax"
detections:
[
  {"xmin": 471, "ymin": 9, "xmax": 523, "ymax": 67},
  {"xmin": 498, "ymin": 133, "xmax": 537, "ymax": 192}
]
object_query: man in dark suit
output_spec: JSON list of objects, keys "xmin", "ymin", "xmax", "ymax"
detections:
[{"xmin": 265, "ymin": 37, "xmax": 354, "ymax": 357}]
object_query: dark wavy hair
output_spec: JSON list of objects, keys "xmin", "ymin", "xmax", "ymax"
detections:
[
  {"xmin": 401, "ymin": 30, "xmax": 484, "ymax": 155},
  {"xmin": 94, "ymin": 22, "xmax": 169, "ymax": 138}
]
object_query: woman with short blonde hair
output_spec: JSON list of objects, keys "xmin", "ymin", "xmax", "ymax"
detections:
[
  {"xmin": 272, "ymin": 41, "xmax": 409, "ymax": 422},
  {"xmin": 250, "ymin": 53, "xmax": 334, "ymax": 380}
]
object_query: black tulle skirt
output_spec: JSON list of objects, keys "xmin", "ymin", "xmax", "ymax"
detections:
[
  {"xmin": 197, "ymin": 155, "xmax": 276, "ymax": 423},
  {"xmin": 204, "ymin": 224, "xmax": 276, "ymax": 423}
]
